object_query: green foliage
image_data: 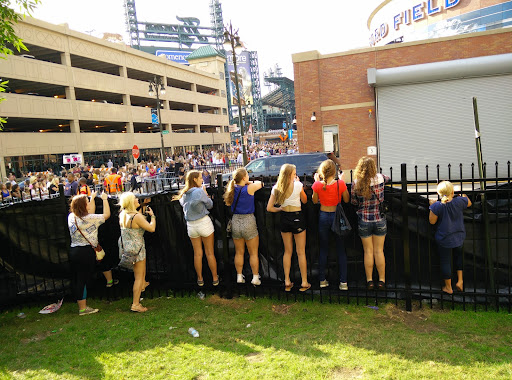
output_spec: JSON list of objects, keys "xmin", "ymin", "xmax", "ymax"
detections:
[
  {"xmin": 0, "ymin": 296, "xmax": 511, "ymax": 379},
  {"xmin": 0, "ymin": 0, "xmax": 41, "ymax": 130}
]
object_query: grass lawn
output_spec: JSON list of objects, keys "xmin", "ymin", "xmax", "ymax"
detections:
[{"xmin": 0, "ymin": 294, "xmax": 511, "ymax": 379}]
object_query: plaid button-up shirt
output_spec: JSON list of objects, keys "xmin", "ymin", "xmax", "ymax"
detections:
[{"xmin": 351, "ymin": 174, "xmax": 390, "ymax": 222}]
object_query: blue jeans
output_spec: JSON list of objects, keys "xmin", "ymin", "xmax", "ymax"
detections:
[{"xmin": 318, "ymin": 211, "xmax": 347, "ymax": 283}]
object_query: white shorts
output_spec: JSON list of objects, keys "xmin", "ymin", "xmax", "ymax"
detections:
[{"xmin": 186, "ymin": 215, "xmax": 214, "ymax": 238}]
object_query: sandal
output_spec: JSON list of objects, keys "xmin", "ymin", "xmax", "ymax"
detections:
[
  {"xmin": 197, "ymin": 279, "xmax": 204, "ymax": 287},
  {"xmin": 299, "ymin": 283, "xmax": 311, "ymax": 292},
  {"xmin": 378, "ymin": 281, "xmax": 386, "ymax": 290},
  {"xmin": 212, "ymin": 278, "xmax": 220, "ymax": 286},
  {"xmin": 130, "ymin": 304, "xmax": 147, "ymax": 313},
  {"xmin": 367, "ymin": 280, "xmax": 374, "ymax": 290},
  {"xmin": 284, "ymin": 282, "xmax": 294, "ymax": 292}
]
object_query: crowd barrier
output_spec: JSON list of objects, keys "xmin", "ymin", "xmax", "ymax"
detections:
[{"xmin": 0, "ymin": 163, "xmax": 510, "ymax": 312}]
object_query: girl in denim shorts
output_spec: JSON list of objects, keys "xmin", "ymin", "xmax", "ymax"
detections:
[{"xmin": 351, "ymin": 157, "xmax": 390, "ymax": 290}]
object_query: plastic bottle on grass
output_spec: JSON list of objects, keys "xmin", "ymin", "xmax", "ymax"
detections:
[{"xmin": 188, "ymin": 327, "xmax": 199, "ymax": 338}]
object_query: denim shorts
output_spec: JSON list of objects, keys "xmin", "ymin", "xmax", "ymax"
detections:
[
  {"xmin": 187, "ymin": 215, "xmax": 215, "ymax": 238},
  {"xmin": 358, "ymin": 218, "xmax": 387, "ymax": 238}
]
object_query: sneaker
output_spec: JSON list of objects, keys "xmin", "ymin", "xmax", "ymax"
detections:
[
  {"xmin": 237, "ymin": 274, "xmax": 245, "ymax": 284},
  {"xmin": 339, "ymin": 282, "xmax": 348, "ymax": 291},
  {"xmin": 320, "ymin": 280, "xmax": 329, "ymax": 288},
  {"xmin": 79, "ymin": 306, "xmax": 99, "ymax": 316},
  {"xmin": 251, "ymin": 275, "xmax": 261, "ymax": 286},
  {"xmin": 106, "ymin": 279, "xmax": 119, "ymax": 288}
]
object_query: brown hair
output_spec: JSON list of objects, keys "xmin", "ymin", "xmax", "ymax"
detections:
[
  {"xmin": 223, "ymin": 168, "xmax": 248, "ymax": 206},
  {"xmin": 274, "ymin": 164, "xmax": 296, "ymax": 205},
  {"xmin": 70, "ymin": 194, "xmax": 89, "ymax": 218},
  {"xmin": 172, "ymin": 170, "xmax": 202, "ymax": 201},
  {"xmin": 317, "ymin": 160, "xmax": 336, "ymax": 190},
  {"xmin": 353, "ymin": 156, "xmax": 377, "ymax": 200}
]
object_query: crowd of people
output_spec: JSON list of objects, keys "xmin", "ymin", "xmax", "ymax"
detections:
[{"xmin": 0, "ymin": 142, "xmax": 299, "ymax": 203}]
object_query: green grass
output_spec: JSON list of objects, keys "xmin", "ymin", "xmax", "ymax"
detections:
[{"xmin": 0, "ymin": 295, "xmax": 511, "ymax": 379}]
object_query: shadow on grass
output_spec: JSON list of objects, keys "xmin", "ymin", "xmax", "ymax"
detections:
[{"xmin": 0, "ymin": 294, "xmax": 511, "ymax": 379}]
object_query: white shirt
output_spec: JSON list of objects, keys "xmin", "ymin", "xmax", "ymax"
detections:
[
  {"xmin": 237, "ymin": 153, "xmax": 243, "ymax": 163},
  {"xmin": 68, "ymin": 213, "xmax": 105, "ymax": 247},
  {"xmin": 272, "ymin": 181, "xmax": 303, "ymax": 208}
]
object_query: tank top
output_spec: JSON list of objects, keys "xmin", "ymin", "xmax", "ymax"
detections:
[{"xmin": 232, "ymin": 186, "xmax": 255, "ymax": 214}]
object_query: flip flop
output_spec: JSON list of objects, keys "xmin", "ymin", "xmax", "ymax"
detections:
[
  {"xmin": 299, "ymin": 283, "xmax": 311, "ymax": 292},
  {"xmin": 197, "ymin": 280, "xmax": 204, "ymax": 287},
  {"xmin": 284, "ymin": 282, "xmax": 294, "ymax": 292},
  {"xmin": 212, "ymin": 278, "xmax": 220, "ymax": 286},
  {"xmin": 130, "ymin": 304, "xmax": 147, "ymax": 313}
]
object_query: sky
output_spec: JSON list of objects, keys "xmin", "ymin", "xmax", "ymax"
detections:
[{"xmin": 29, "ymin": 0, "xmax": 382, "ymax": 92}]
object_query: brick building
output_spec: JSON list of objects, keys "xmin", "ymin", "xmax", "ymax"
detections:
[{"xmin": 292, "ymin": 27, "xmax": 512, "ymax": 173}]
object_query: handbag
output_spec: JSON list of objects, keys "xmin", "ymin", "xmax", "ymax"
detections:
[
  {"xmin": 372, "ymin": 188, "xmax": 389, "ymax": 217},
  {"xmin": 118, "ymin": 214, "xmax": 143, "ymax": 270},
  {"xmin": 74, "ymin": 216, "xmax": 105, "ymax": 261},
  {"xmin": 330, "ymin": 178, "xmax": 352, "ymax": 237},
  {"xmin": 226, "ymin": 186, "xmax": 242, "ymax": 237}
]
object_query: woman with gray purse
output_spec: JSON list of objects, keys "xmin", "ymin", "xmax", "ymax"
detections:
[{"xmin": 118, "ymin": 192, "xmax": 156, "ymax": 313}]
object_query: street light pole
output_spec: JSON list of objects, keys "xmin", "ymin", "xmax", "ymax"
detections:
[
  {"xmin": 149, "ymin": 75, "xmax": 166, "ymax": 163},
  {"xmin": 223, "ymin": 22, "xmax": 247, "ymax": 165}
]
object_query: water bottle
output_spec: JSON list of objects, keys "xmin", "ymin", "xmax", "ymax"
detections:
[{"xmin": 188, "ymin": 327, "xmax": 199, "ymax": 338}]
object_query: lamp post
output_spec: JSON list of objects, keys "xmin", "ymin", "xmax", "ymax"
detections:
[
  {"xmin": 223, "ymin": 22, "xmax": 247, "ymax": 165},
  {"xmin": 148, "ymin": 75, "xmax": 166, "ymax": 163}
]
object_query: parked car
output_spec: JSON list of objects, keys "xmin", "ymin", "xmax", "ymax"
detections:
[{"xmin": 222, "ymin": 152, "xmax": 330, "ymax": 183}]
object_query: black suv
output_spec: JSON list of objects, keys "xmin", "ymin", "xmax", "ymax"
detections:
[{"xmin": 223, "ymin": 152, "xmax": 329, "ymax": 182}]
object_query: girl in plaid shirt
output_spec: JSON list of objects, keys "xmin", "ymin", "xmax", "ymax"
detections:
[{"xmin": 351, "ymin": 157, "xmax": 390, "ymax": 290}]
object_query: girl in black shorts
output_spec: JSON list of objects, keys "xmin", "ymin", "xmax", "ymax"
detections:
[{"xmin": 267, "ymin": 164, "xmax": 311, "ymax": 292}]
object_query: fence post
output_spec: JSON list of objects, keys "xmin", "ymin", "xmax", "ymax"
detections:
[
  {"xmin": 401, "ymin": 163, "xmax": 412, "ymax": 311},
  {"xmin": 217, "ymin": 173, "xmax": 232, "ymax": 298}
]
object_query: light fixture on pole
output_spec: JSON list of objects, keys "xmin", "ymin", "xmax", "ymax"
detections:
[
  {"xmin": 224, "ymin": 21, "xmax": 247, "ymax": 165},
  {"xmin": 148, "ymin": 75, "xmax": 166, "ymax": 163}
]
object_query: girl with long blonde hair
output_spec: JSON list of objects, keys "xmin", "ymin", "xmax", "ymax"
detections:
[
  {"xmin": 351, "ymin": 156, "xmax": 389, "ymax": 290},
  {"xmin": 429, "ymin": 181, "xmax": 472, "ymax": 294},
  {"xmin": 267, "ymin": 164, "xmax": 310, "ymax": 292},
  {"xmin": 224, "ymin": 168, "xmax": 263, "ymax": 285},
  {"xmin": 118, "ymin": 192, "xmax": 156, "ymax": 312},
  {"xmin": 173, "ymin": 170, "xmax": 219, "ymax": 287},
  {"xmin": 312, "ymin": 159, "xmax": 350, "ymax": 290}
]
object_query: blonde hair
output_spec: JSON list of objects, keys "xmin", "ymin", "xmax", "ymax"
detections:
[
  {"xmin": 317, "ymin": 160, "xmax": 336, "ymax": 190},
  {"xmin": 51, "ymin": 177, "xmax": 59, "ymax": 186},
  {"xmin": 437, "ymin": 181, "xmax": 454, "ymax": 204},
  {"xmin": 172, "ymin": 170, "xmax": 202, "ymax": 201},
  {"xmin": 224, "ymin": 168, "xmax": 247, "ymax": 206},
  {"xmin": 118, "ymin": 192, "xmax": 137, "ymax": 212},
  {"xmin": 274, "ymin": 164, "xmax": 296, "ymax": 205},
  {"xmin": 353, "ymin": 156, "xmax": 377, "ymax": 200}
]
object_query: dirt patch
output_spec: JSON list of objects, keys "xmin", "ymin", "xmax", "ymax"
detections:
[
  {"xmin": 245, "ymin": 352, "xmax": 264, "ymax": 363},
  {"xmin": 206, "ymin": 294, "xmax": 249, "ymax": 310},
  {"xmin": 378, "ymin": 304, "xmax": 440, "ymax": 333},
  {"xmin": 331, "ymin": 367, "xmax": 364, "ymax": 379},
  {"xmin": 21, "ymin": 331, "xmax": 52, "ymax": 344},
  {"xmin": 272, "ymin": 304, "xmax": 293, "ymax": 315}
]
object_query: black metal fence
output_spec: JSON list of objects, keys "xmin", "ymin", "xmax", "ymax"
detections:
[{"xmin": 0, "ymin": 162, "xmax": 510, "ymax": 312}]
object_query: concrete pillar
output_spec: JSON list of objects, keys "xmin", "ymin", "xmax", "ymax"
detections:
[
  {"xmin": 122, "ymin": 94, "xmax": 131, "ymax": 106},
  {"xmin": 191, "ymin": 83, "xmax": 197, "ymax": 92},
  {"xmin": 195, "ymin": 125, "xmax": 201, "ymax": 133},
  {"xmin": 126, "ymin": 121, "xmax": 134, "ymax": 134},
  {"xmin": 119, "ymin": 66, "xmax": 128, "ymax": 77},
  {"xmin": 0, "ymin": 156, "xmax": 7, "ymax": 182}
]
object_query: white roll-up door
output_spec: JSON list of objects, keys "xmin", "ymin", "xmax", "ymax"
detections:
[{"xmin": 376, "ymin": 74, "xmax": 512, "ymax": 180}]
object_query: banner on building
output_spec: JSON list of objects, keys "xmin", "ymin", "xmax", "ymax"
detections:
[
  {"xmin": 227, "ymin": 51, "xmax": 253, "ymax": 118},
  {"xmin": 156, "ymin": 50, "xmax": 191, "ymax": 65},
  {"xmin": 63, "ymin": 154, "xmax": 82, "ymax": 165}
]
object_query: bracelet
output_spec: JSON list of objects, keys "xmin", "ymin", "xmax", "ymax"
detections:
[{"xmin": 151, "ymin": 215, "xmax": 156, "ymax": 218}]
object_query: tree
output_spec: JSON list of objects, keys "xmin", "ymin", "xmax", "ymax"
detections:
[{"xmin": 0, "ymin": 0, "xmax": 41, "ymax": 129}]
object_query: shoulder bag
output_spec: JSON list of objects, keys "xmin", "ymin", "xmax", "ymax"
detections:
[
  {"xmin": 331, "ymin": 178, "xmax": 352, "ymax": 237},
  {"xmin": 118, "ymin": 214, "xmax": 143, "ymax": 270},
  {"xmin": 226, "ymin": 186, "xmax": 243, "ymax": 237},
  {"xmin": 74, "ymin": 216, "xmax": 105, "ymax": 261},
  {"xmin": 372, "ymin": 186, "xmax": 389, "ymax": 218}
]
